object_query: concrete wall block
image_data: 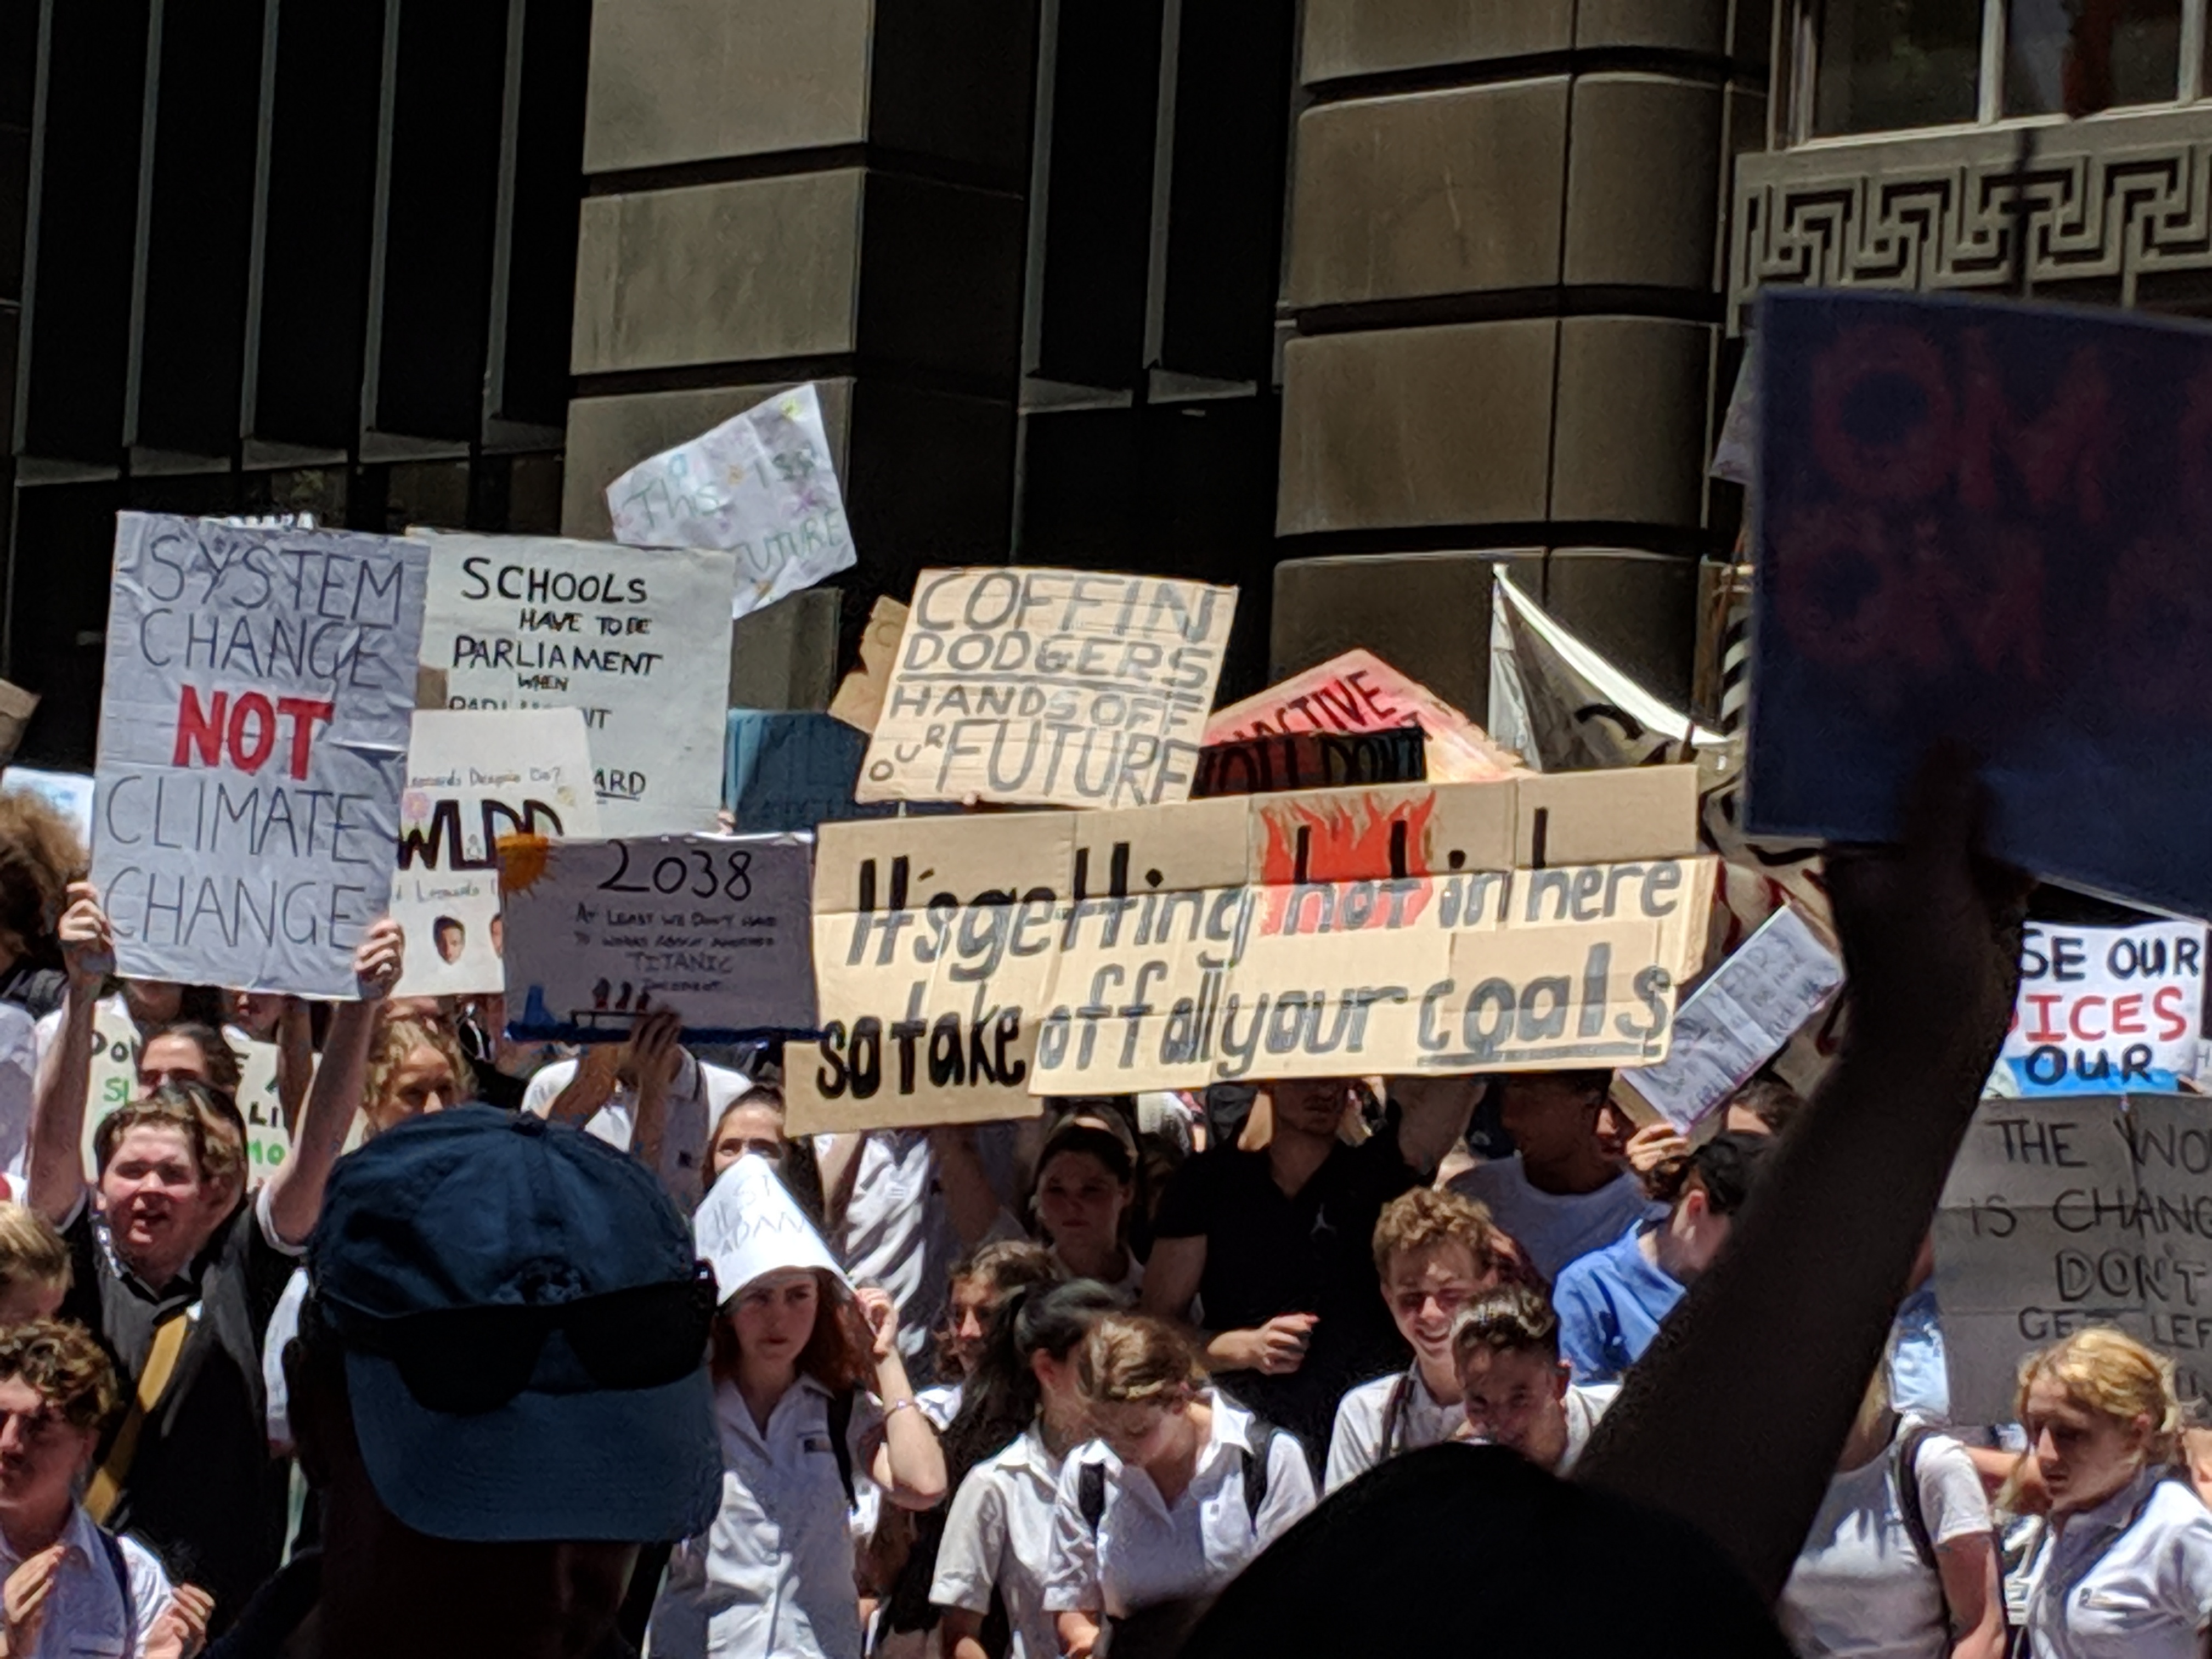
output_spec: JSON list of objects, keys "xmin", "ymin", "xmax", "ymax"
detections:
[
  {"xmin": 1549, "ymin": 315, "xmax": 1713, "ymax": 526},
  {"xmin": 1301, "ymin": 0, "xmax": 1573, "ymax": 83},
  {"xmin": 560, "ymin": 378, "xmax": 855, "ymax": 540},
  {"xmin": 856, "ymin": 173, "xmax": 1028, "ymax": 382},
  {"xmin": 1537, "ymin": 545, "xmax": 1699, "ymax": 705},
  {"xmin": 571, "ymin": 172, "xmax": 863, "ymax": 375},
  {"xmin": 1573, "ymin": 0, "xmax": 1726, "ymax": 56},
  {"xmin": 1562, "ymin": 74, "xmax": 1724, "ymax": 292},
  {"xmin": 1278, "ymin": 320, "xmax": 1556, "ymax": 534},
  {"xmin": 730, "ymin": 588, "xmax": 844, "ymax": 711},
  {"xmin": 1286, "ymin": 80, "xmax": 1570, "ymax": 308},
  {"xmin": 1269, "ymin": 548, "xmax": 1534, "ymax": 720},
  {"xmin": 581, "ymin": 0, "xmax": 870, "ymax": 172}
]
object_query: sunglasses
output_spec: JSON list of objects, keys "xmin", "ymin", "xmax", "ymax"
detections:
[{"xmin": 330, "ymin": 1268, "xmax": 718, "ymax": 1416}]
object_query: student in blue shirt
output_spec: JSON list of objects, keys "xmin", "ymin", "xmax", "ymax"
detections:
[{"xmin": 1553, "ymin": 1132, "xmax": 1772, "ymax": 1384}]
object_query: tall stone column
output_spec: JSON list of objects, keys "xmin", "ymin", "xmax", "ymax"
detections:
[{"xmin": 1271, "ymin": 0, "xmax": 1768, "ymax": 714}]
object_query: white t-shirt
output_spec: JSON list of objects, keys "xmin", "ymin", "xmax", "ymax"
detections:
[
  {"xmin": 649, "ymin": 1375, "xmax": 882, "ymax": 1659},
  {"xmin": 0, "ymin": 1502, "xmax": 177, "ymax": 1659},
  {"xmin": 2019, "ymin": 1468, "xmax": 2212, "ymax": 1659},
  {"xmin": 1780, "ymin": 1429, "xmax": 1993, "ymax": 1658},
  {"xmin": 1042, "ymin": 1394, "xmax": 1317, "ymax": 1620},
  {"xmin": 261, "ymin": 1265, "xmax": 311, "ymax": 1449},
  {"xmin": 1446, "ymin": 1156, "xmax": 1654, "ymax": 1283},
  {"xmin": 1325, "ymin": 1368, "xmax": 1464, "ymax": 1493},
  {"xmin": 1048, "ymin": 1246, "xmax": 1143, "ymax": 1304},
  {"xmin": 932, "ymin": 1423, "xmax": 1070, "ymax": 1659},
  {"xmin": 917, "ymin": 1381, "xmax": 964, "ymax": 1431},
  {"xmin": 523, "ymin": 1051, "xmax": 747, "ymax": 1207}
]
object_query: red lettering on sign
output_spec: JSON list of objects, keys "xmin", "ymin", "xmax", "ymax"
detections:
[
  {"xmin": 2069, "ymin": 995, "xmax": 2108, "ymax": 1042},
  {"xmin": 2111, "ymin": 992, "xmax": 2146, "ymax": 1035},
  {"xmin": 172, "ymin": 687, "xmax": 228, "ymax": 768},
  {"xmin": 2023, "ymin": 992, "xmax": 2066, "ymax": 1044},
  {"xmin": 276, "ymin": 696, "xmax": 334, "ymax": 781},
  {"xmin": 2157, "ymin": 984, "xmax": 2192, "ymax": 1041}
]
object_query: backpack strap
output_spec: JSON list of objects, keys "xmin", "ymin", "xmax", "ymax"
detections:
[
  {"xmin": 1378, "ymin": 1371, "xmax": 1414, "ymax": 1461},
  {"xmin": 1895, "ymin": 1423, "xmax": 1939, "ymax": 1573},
  {"xmin": 826, "ymin": 1389, "xmax": 857, "ymax": 1511},
  {"xmin": 96, "ymin": 1526, "xmax": 136, "ymax": 1645},
  {"xmin": 1079, "ymin": 1462, "xmax": 1108, "ymax": 1533},
  {"xmin": 1240, "ymin": 1422, "xmax": 1278, "ymax": 1530}
]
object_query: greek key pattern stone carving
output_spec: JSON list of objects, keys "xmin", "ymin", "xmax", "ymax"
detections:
[{"xmin": 1728, "ymin": 120, "xmax": 2212, "ymax": 328}]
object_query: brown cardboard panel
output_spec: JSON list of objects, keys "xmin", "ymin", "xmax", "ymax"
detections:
[
  {"xmin": 827, "ymin": 594, "xmax": 910, "ymax": 734},
  {"xmin": 1512, "ymin": 765, "xmax": 1701, "ymax": 865}
]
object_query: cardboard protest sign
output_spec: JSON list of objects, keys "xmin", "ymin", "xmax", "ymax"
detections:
[
  {"xmin": 1996, "ymin": 922, "xmax": 2205, "ymax": 1094},
  {"xmin": 1750, "ymin": 290, "xmax": 2212, "ymax": 920},
  {"xmin": 90, "ymin": 515, "xmax": 427, "ymax": 996},
  {"xmin": 500, "ymin": 833, "xmax": 815, "ymax": 1043},
  {"xmin": 1936, "ymin": 1094, "xmax": 2212, "ymax": 1421},
  {"xmin": 390, "ymin": 710, "xmax": 600, "ymax": 998},
  {"xmin": 1192, "ymin": 726, "xmax": 1426, "ymax": 798},
  {"xmin": 1208, "ymin": 649, "xmax": 1522, "ymax": 785},
  {"xmin": 1619, "ymin": 903, "xmax": 1843, "ymax": 1131},
  {"xmin": 75, "ymin": 1001, "xmax": 292, "ymax": 1182},
  {"xmin": 790, "ymin": 765, "xmax": 1713, "ymax": 1131},
  {"xmin": 415, "ymin": 533, "xmax": 737, "ymax": 836},
  {"xmin": 604, "ymin": 384, "xmax": 855, "ymax": 620},
  {"xmin": 829, "ymin": 596, "xmax": 908, "ymax": 734},
  {"xmin": 856, "ymin": 568, "xmax": 1235, "ymax": 809}
]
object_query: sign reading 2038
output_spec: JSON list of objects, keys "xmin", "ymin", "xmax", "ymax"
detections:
[{"xmin": 596, "ymin": 842, "xmax": 753, "ymax": 902}]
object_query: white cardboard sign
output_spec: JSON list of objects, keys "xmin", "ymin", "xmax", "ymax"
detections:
[{"xmin": 1998, "ymin": 923, "xmax": 2205, "ymax": 1093}]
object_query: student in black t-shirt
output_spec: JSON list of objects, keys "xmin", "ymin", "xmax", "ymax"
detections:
[
  {"xmin": 1138, "ymin": 1075, "xmax": 1477, "ymax": 1466},
  {"xmin": 26, "ymin": 881, "xmax": 403, "ymax": 1632}
]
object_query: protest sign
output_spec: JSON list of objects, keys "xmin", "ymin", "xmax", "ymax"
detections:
[
  {"xmin": 90, "ymin": 515, "xmax": 427, "ymax": 997},
  {"xmin": 1936, "ymin": 1093, "xmax": 2212, "ymax": 1421},
  {"xmin": 1750, "ymin": 290, "xmax": 2212, "ymax": 920},
  {"xmin": 1996, "ymin": 922, "xmax": 2206, "ymax": 1094},
  {"xmin": 1208, "ymin": 649, "xmax": 1522, "ymax": 785},
  {"xmin": 1619, "ymin": 904, "xmax": 1843, "ymax": 1130},
  {"xmin": 75, "ymin": 1002, "xmax": 291, "ymax": 1181},
  {"xmin": 829, "ymin": 596, "xmax": 909, "ymax": 734},
  {"xmin": 603, "ymin": 383, "xmax": 855, "ymax": 620},
  {"xmin": 500, "ymin": 833, "xmax": 816, "ymax": 1043},
  {"xmin": 415, "ymin": 532, "xmax": 737, "ymax": 836},
  {"xmin": 1192, "ymin": 726, "xmax": 1426, "ymax": 798},
  {"xmin": 856, "ymin": 568, "xmax": 1235, "ymax": 809},
  {"xmin": 789, "ymin": 765, "xmax": 1713, "ymax": 1131},
  {"xmin": 390, "ymin": 709, "xmax": 600, "ymax": 998}
]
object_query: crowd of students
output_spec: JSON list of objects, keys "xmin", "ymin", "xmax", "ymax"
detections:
[{"xmin": 0, "ymin": 785, "xmax": 2200, "ymax": 1659}]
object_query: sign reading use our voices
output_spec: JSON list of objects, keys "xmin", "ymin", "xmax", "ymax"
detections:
[
  {"xmin": 791, "ymin": 766, "xmax": 1713, "ymax": 1132},
  {"xmin": 1997, "ymin": 922, "xmax": 2207, "ymax": 1094},
  {"xmin": 91, "ymin": 515, "xmax": 428, "ymax": 996},
  {"xmin": 857, "ymin": 568, "xmax": 1237, "ymax": 809},
  {"xmin": 416, "ymin": 533, "xmax": 737, "ymax": 836}
]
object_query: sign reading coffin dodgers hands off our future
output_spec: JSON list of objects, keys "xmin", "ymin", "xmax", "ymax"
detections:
[
  {"xmin": 789, "ymin": 766, "xmax": 1713, "ymax": 1132},
  {"xmin": 92, "ymin": 514, "xmax": 428, "ymax": 996},
  {"xmin": 856, "ymin": 567, "xmax": 1237, "ymax": 809}
]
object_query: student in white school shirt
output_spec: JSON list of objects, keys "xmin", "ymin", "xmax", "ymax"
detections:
[
  {"xmin": 930, "ymin": 1279, "xmax": 1124, "ymax": 1659},
  {"xmin": 648, "ymin": 1155, "xmax": 947, "ymax": 1659},
  {"xmin": 0, "ymin": 1320, "xmax": 208, "ymax": 1659},
  {"xmin": 1043, "ymin": 1314, "xmax": 1316, "ymax": 1656},
  {"xmin": 1325, "ymin": 1187, "xmax": 1505, "ymax": 1493},
  {"xmin": 524, "ymin": 1010, "xmax": 748, "ymax": 1207},
  {"xmin": 1779, "ymin": 1368, "xmax": 2006, "ymax": 1659},
  {"xmin": 2009, "ymin": 1329, "xmax": 2212, "ymax": 1659},
  {"xmin": 1450, "ymin": 1286, "xmax": 1619, "ymax": 1476}
]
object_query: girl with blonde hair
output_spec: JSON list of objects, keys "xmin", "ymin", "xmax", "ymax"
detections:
[{"xmin": 2010, "ymin": 1327, "xmax": 2212, "ymax": 1657}]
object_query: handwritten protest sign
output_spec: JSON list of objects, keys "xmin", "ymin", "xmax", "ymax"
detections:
[
  {"xmin": 1937, "ymin": 1093, "xmax": 2212, "ymax": 1420},
  {"xmin": 390, "ymin": 710, "xmax": 599, "ymax": 998},
  {"xmin": 1996, "ymin": 922, "xmax": 2205, "ymax": 1094},
  {"xmin": 604, "ymin": 384, "xmax": 855, "ymax": 620},
  {"xmin": 91, "ymin": 515, "xmax": 427, "ymax": 996},
  {"xmin": 789, "ymin": 765, "xmax": 1712, "ymax": 1132},
  {"xmin": 415, "ymin": 533, "xmax": 736, "ymax": 836},
  {"xmin": 500, "ymin": 833, "xmax": 816, "ymax": 1044},
  {"xmin": 1192, "ymin": 726, "xmax": 1426, "ymax": 798},
  {"xmin": 1750, "ymin": 291, "xmax": 2212, "ymax": 919},
  {"xmin": 75, "ymin": 1001, "xmax": 292, "ymax": 1181},
  {"xmin": 856, "ymin": 568, "xmax": 1236, "ymax": 809},
  {"xmin": 1619, "ymin": 904, "xmax": 1843, "ymax": 1130},
  {"xmin": 1207, "ymin": 649, "xmax": 1522, "ymax": 784}
]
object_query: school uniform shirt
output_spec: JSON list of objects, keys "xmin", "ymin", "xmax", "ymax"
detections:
[
  {"xmin": 1324, "ymin": 1368, "xmax": 1464, "ymax": 1493},
  {"xmin": 648, "ymin": 1375, "xmax": 883, "ymax": 1659},
  {"xmin": 1556, "ymin": 1383, "xmax": 1620, "ymax": 1473},
  {"xmin": 1041, "ymin": 1395, "xmax": 1317, "ymax": 1621},
  {"xmin": 1551, "ymin": 1223, "xmax": 1683, "ymax": 1384},
  {"xmin": 930, "ymin": 1424, "xmax": 1071, "ymax": 1659},
  {"xmin": 1047, "ymin": 1247, "xmax": 1143, "ymax": 1304},
  {"xmin": 1779, "ymin": 1429, "xmax": 1991, "ymax": 1659},
  {"xmin": 1446, "ymin": 1156, "xmax": 1655, "ymax": 1284},
  {"xmin": 2018, "ymin": 1466, "xmax": 2212, "ymax": 1659},
  {"xmin": 917, "ymin": 1381, "xmax": 963, "ymax": 1431},
  {"xmin": 0, "ymin": 1503, "xmax": 177, "ymax": 1659},
  {"xmin": 1887, "ymin": 1285, "xmax": 1951, "ymax": 1426},
  {"xmin": 522, "ymin": 1050, "xmax": 747, "ymax": 1207},
  {"xmin": 259, "ymin": 1266, "xmax": 310, "ymax": 1449}
]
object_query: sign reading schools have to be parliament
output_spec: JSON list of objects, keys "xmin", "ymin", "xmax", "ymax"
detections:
[{"xmin": 91, "ymin": 515, "xmax": 428, "ymax": 997}]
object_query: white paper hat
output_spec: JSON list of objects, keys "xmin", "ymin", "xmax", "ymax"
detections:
[{"xmin": 693, "ymin": 1154, "xmax": 847, "ymax": 1305}]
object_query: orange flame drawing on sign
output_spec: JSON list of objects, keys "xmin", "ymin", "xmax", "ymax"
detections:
[{"xmin": 1255, "ymin": 792, "xmax": 1438, "ymax": 933}]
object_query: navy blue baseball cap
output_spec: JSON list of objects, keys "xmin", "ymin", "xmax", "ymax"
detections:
[{"xmin": 309, "ymin": 1105, "xmax": 721, "ymax": 1544}]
